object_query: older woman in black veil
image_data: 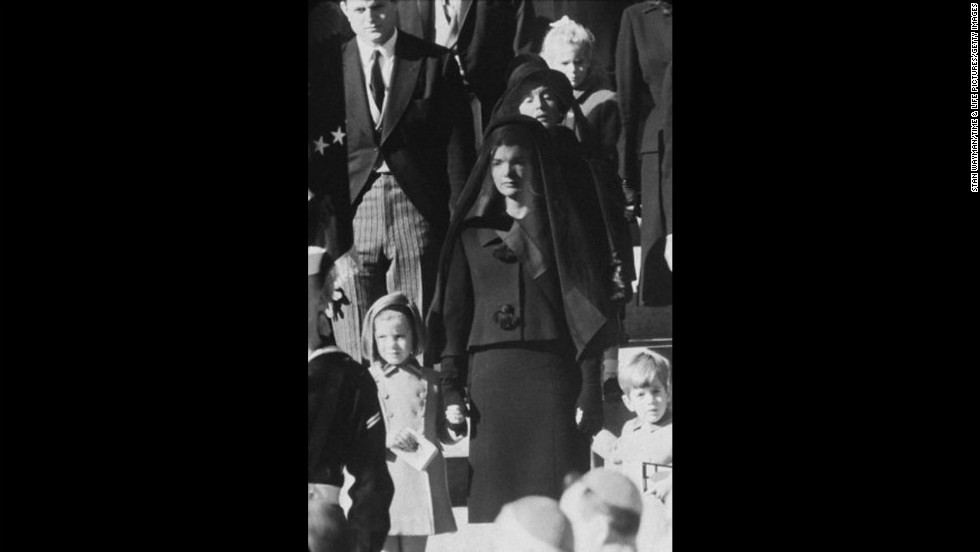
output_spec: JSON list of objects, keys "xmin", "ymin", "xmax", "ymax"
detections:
[{"xmin": 427, "ymin": 115, "xmax": 616, "ymax": 522}]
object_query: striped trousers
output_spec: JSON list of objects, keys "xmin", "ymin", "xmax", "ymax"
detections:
[{"xmin": 332, "ymin": 173, "xmax": 438, "ymax": 362}]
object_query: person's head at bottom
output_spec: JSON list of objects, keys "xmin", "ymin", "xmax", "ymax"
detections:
[
  {"xmin": 307, "ymin": 500, "xmax": 351, "ymax": 552},
  {"xmin": 494, "ymin": 495, "xmax": 574, "ymax": 552},
  {"xmin": 560, "ymin": 469, "xmax": 643, "ymax": 552},
  {"xmin": 636, "ymin": 496, "xmax": 672, "ymax": 552}
]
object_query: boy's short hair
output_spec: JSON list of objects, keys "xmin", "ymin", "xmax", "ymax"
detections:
[{"xmin": 618, "ymin": 349, "xmax": 672, "ymax": 395}]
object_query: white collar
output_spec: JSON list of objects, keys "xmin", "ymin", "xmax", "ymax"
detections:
[
  {"xmin": 356, "ymin": 27, "xmax": 398, "ymax": 67},
  {"xmin": 380, "ymin": 360, "xmax": 422, "ymax": 377}
]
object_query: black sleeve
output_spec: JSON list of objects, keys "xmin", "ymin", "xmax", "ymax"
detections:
[
  {"xmin": 514, "ymin": 0, "xmax": 537, "ymax": 54},
  {"xmin": 615, "ymin": 9, "xmax": 641, "ymax": 188},
  {"xmin": 439, "ymin": 238, "xmax": 473, "ymax": 416},
  {"xmin": 662, "ymin": 63, "xmax": 673, "ymax": 236},
  {"xmin": 345, "ymin": 368, "xmax": 394, "ymax": 552},
  {"xmin": 575, "ymin": 345, "xmax": 604, "ymax": 437},
  {"xmin": 443, "ymin": 54, "xmax": 477, "ymax": 211}
]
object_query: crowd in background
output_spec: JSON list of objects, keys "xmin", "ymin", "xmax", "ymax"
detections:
[{"xmin": 309, "ymin": 2, "xmax": 672, "ymax": 551}]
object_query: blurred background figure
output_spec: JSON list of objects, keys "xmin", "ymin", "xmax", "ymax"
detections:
[
  {"xmin": 308, "ymin": 501, "xmax": 353, "ymax": 552},
  {"xmin": 309, "ymin": 0, "xmax": 354, "ymax": 46},
  {"xmin": 396, "ymin": 0, "xmax": 537, "ymax": 132},
  {"xmin": 493, "ymin": 496, "xmax": 575, "ymax": 552},
  {"xmin": 635, "ymin": 492, "xmax": 671, "ymax": 552},
  {"xmin": 309, "ymin": 1, "xmax": 355, "ymax": 257},
  {"xmin": 616, "ymin": 0, "xmax": 672, "ymax": 307},
  {"xmin": 559, "ymin": 469, "xmax": 643, "ymax": 552}
]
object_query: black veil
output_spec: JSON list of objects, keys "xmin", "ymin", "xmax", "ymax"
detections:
[{"xmin": 427, "ymin": 115, "xmax": 614, "ymax": 362}]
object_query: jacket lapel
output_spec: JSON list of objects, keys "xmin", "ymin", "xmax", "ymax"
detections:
[
  {"xmin": 380, "ymin": 36, "xmax": 421, "ymax": 146},
  {"xmin": 342, "ymin": 40, "xmax": 374, "ymax": 146},
  {"xmin": 457, "ymin": 0, "xmax": 473, "ymax": 30}
]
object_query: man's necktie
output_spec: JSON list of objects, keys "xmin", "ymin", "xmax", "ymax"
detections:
[{"xmin": 369, "ymin": 49, "xmax": 385, "ymax": 116}]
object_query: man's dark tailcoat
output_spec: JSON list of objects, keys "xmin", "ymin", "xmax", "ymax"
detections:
[{"xmin": 341, "ymin": 31, "xmax": 476, "ymax": 224}]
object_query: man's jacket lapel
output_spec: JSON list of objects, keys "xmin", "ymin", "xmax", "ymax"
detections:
[
  {"xmin": 380, "ymin": 36, "xmax": 421, "ymax": 146},
  {"xmin": 342, "ymin": 40, "xmax": 373, "ymax": 147}
]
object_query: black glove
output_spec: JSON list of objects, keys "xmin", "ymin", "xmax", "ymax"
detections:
[
  {"xmin": 609, "ymin": 261, "xmax": 633, "ymax": 305},
  {"xmin": 575, "ymin": 356, "xmax": 603, "ymax": 436},
  {"xmin": 439, "ymin": 355, "xmax": 469, "ymax": 436}
]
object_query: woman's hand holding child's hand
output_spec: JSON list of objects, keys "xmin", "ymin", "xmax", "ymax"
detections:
[
  {"xmin": 445, "ymin": 405, "xmax": 467, "ymax": 439},
  {"xmin": 388, "ymin": 427, "xmax": 420, "ymax": 452},
  {"xmin": 445, "ymin": 405, "xmax": 464, "ymax": 425}
]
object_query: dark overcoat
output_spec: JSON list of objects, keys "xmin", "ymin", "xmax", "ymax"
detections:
[{"xmin": 616, "ymin": 1, "xmax": 672, "ymax": 305}]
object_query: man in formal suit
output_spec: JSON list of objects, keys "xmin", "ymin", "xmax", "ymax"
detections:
[
  {"xmin": 395, "ymin": 0, "xmax": 536, "ymax": 128},
  {"xmin": 330, "ymin": 0, "xmax": 476, "ymax": 361},
  {"xmin": 616, "ymin": 0, "xmax": 672, "ymax": 307}
]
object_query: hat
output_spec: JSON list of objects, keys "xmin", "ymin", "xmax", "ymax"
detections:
[
  {"xmin": 494, "ymin": 496, "xmax": 574, "ymax": 552},
  {"xmin": 579, "ymin": 469, "xmax": 643, "ymax": 516},
  {"xmin": 308, "ymin": 246, "xmax": 327, "ymax": 276},
  {"xmin": 360, "ymin": 291, "xmax": 427, "ymax": 362}
]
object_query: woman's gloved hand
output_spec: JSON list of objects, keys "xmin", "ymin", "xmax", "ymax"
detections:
[
  {"xmin": 440, "ymin": 356, "xmax": 469, "ymax": 437},
  {"xmin": 576, "ymin": 356, "xmax": 603, "ymax": 436}
]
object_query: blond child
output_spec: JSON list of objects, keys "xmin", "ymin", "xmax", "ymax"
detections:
[
  {"xmin": 541, "ymin": 16, "xmax": 633, "ymax": 378},
  {"xmin": 592, "ymin": 350, "xmax": 673, "ymax": 504},
  {"xmin": 540, "ymin": 15, "xmax": 621, "ymax": 171},
  {"xmin": 360, "ymin": 292, "xmax": 459, "ymax": 552}
]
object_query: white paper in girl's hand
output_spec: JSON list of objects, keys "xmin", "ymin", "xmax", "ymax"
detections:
[{"xmin": 393, "ymin": 428, "xmax": 437, "ymax": 471}]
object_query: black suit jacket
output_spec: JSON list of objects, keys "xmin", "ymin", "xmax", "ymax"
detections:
[
  {"xmin": 342, "ymin": 31, "xmax": 475, "ymax": 227},
  {"xmin": 396, "ymin": 0, "xmax": 535, "ymax": 124}
]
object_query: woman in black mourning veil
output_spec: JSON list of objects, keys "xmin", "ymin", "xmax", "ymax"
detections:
[
  {"xmin": 427, "ymin": 115, "xmax": 616, "ymax": 522},
  {"xmin": 495, "ymin": 61, "xmax": 634, "ymax": 308}
]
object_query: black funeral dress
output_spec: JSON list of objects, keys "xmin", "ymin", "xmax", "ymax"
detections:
[{"xmin": 428, "ymin": 115, "xmax": 616, "ymax": 522}]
